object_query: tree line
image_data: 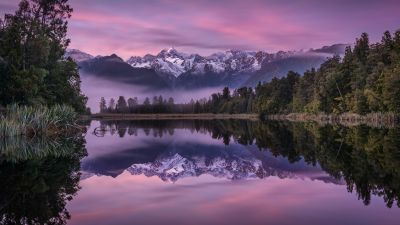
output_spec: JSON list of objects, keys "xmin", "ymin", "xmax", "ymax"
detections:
[
  {"xmin": 99, "ymin": 86, "xmax": 255, "ymax": 114},
  {"xmin": 100, "ymin": 95, "xmax": 206, "ymax": 114},
  {"xmin": 0, "ymin": 0, "xmax": 87, "ymax": 113}
]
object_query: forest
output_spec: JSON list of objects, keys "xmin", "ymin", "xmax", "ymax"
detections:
[
  {"xmin": 0, "ymin": 0, "xmax": 88, "ymax": 139},
  {"xmin": 98, "ymin": 86, "xmax": 254, "ymax": 114},
  {"xmin": 100, "ymin": 30, "xmax": 400, "ymax": 116},
  {"xmin": 256, "ymin": 31, "xmax": 400, "ymax": 115},
  {"xmin": 0, "ymin": 0, "xmax": 87, "ymax": 113}
]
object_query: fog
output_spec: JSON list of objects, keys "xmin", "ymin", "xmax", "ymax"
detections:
[{"xmin": 81, "ymin": 75, "xmax": 224, "ymax": 113}]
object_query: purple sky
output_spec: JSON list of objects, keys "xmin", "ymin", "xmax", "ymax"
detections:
[{"xmin": 1, "ymin": 0, "xmax": 399, "ymax": 59}]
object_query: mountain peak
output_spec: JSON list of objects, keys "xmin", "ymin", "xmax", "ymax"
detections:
[
  {"xmin": 103, "ymin": 54, "xmax": 124, "ymax": 63},
  {"xmin": 167, "ymin": 47, "xmax": 177, "ymax": 53},
  {"xmin": 157, "ymin": 47, "xmax": 184, "ymax": 58},
  {"xmin": 65, "ymin": 49, "xmax": 93, "ymax": 62},
  {"xmin": 125, "ymin": 45, "xmax": 346, "ymax": 82}
]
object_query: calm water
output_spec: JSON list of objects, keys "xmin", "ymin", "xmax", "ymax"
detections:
[{"xmin": 1, "ymin": 120, "xmax": 400, "ymax": 225}]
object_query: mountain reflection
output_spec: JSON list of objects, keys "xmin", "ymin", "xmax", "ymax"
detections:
[
  {"xmin": 0, "ymin": 136, "xmax": 87, "ymax": 225},
  {"xmin": 85, "ymin": 120, "xmax": 400, "ymax": 208}
]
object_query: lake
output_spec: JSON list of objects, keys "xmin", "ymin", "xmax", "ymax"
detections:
[{"xmin": 1, "ymin": 119, "xmax": 400, "ymax": 225}]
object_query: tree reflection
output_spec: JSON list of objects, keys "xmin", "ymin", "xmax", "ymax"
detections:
[
  {"xmin": 0, "ymin": 136, "xmax": 87, "ymax": 225},
  {"xmin": 99, "ymin": 119, "xmax": 400, "ymax": 208}
]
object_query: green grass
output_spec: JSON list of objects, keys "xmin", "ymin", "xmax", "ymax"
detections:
[{"xmin": 0, "ymin": 104, "xmax": 79, "ymax": 138}]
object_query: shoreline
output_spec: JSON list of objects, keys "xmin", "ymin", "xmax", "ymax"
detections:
[
  {"xmin": 90, "ymin": 113, "xmax": 260, "ymax": 120},
  {"xmin": 86, "ymin": 112, "xmax": 399, "ymax": 127}
]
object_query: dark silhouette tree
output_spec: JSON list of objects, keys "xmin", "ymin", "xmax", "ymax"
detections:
[
  {"xmin": 116, "ymin": 96, "xmax": 128, "ymax": 113},
  {"xmin": 0, "ymin": 0, "xmax": 87, "ymax": 112},
  {"xmin": 99, "ymin": 97, "xmax": 107, "ymax": 113}
]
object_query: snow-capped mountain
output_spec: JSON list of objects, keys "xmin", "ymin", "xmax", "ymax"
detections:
[
  {"xmin": 74, "ymin": 44, "xmax": 348, "ymax": 89},
  {"xmin": 127, "ymin": 47, "xmax": 295, "ymax": 78},
  {"xmin": 127, "ymin": 48, "xmax": 186, "ymax": 77},
  {"xmin": 65, "ymin": 49, "xmax": 94, "ymax": 62}
]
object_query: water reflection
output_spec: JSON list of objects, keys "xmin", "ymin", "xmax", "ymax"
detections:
[
  {"xmin": 1, "ymin": 120, "xmax": 400, "ymax": 225},
  {"xmin": 84, "ymin": 120, "xmax": 400, "ymax": 208},
  {"xmin": 0, "ymin": 135, "xmax": 87, "ymax": 225}
]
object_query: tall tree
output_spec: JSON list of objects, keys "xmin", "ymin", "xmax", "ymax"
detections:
[
  {"xmin": 99, "ymin": 97, "xmax": 107, "ymax": 113},
  {"xmin": 116, "ymin": 96, "xmax": 128, "ymax": 113},
  {"xmin": 108, "ymin": 98, "xmax": 115, "ymax": 112},
  {"xmin": 0, "ymin": 0, "xmax": 87, "ymax": 112},
  {"xmin": 222, "ymin": 87, "xmax": 231, "ymax": 100}
]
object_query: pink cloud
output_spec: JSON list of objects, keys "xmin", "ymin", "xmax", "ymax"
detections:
[{"xmin": 1, "ymin": 0, "xmax": 399, "ymax": 58}]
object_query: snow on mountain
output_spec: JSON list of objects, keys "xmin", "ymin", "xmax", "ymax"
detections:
[
  {"xmin": 73, "ymin": 44, "xmax": 347, "ymax": 88},
  {"xmin": 65, "ymin": 49, "xmax": 94, "ymax": 62},
  {"xmin": 126, "ymin": 48, "xmax": 301, "ymax": 79},
  {"xmin": 127, "ymin": 48, "xmax": 188, "ymax": 77}
]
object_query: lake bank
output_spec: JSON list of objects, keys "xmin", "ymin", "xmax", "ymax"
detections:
[
  {"xmin": 88, "ymin": 112, "xmax": 400, "ymax": 127},
  {"xmin": 90, "ymin": 113, "xmax": 260, "ymax": 120},
  {"xmin": 266, "ymin": 113, "xmax": 399, "ymax": 127}
]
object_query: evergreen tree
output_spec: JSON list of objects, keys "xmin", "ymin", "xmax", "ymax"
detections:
[
  {"xmin": 222, "ymin": 87, "xmax": 231, "ymax": 100},
  {"xmin": 108, "ymin": 98, "xmax": 115, "ymax": 113},
  {"xmin": 127, "ymin": 97, "xmax": 138, "ymax": 112},
  {"xmin": 99, "ymin": 97, "xmax": 107, "ymax": 113},
  {"xmin": 116, "ymin": 96, "xmax": 128, "ymax": 113},
  {"xmin": 0, "ymin": 0, "xmax": 87, "ymax": 112}
]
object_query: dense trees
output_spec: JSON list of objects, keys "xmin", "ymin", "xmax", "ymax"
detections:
[
  {"xmin": 246, "ymin": 30, "xmax": 400, "ymax": 115},
  {"xmin": 221, "ymin": 30, "xmax": 400, "ymax": 115},
  {"xmin": 99, "ymin": 88, "xmax": 256, "ymax": 114},
  {"xmin": 102, "ymin": 96, "xmax": 205, "ymax": 114},
  {"xmin": 0, "ymin": 0, "xmax": 87, "ymax": 112},
  {"xmin": 256, "ymin": 30, "xmax": 400, "ymax": 115}
]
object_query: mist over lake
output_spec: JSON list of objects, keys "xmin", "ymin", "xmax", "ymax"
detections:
[{"xmin": 81, "ymin": 73, "xmax": 224, "ymax": 113}]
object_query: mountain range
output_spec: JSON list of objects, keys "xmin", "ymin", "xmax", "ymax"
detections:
[{"xmin": 68, "ymin": 44, "xmax": 348, "ymax": 89}]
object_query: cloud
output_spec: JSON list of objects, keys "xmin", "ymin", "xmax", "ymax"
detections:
[{"xmin": 1, "ymin": 0, "xmax": 399, "ymax": 58}]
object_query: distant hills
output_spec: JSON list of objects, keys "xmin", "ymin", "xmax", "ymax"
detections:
[
  {"xmin": 67, "ymin": 44, "xmax": 348, "ymax": 89},
  {"xmin": 78, "ymin": 54, "xmax": 170, "ymax": 89}
]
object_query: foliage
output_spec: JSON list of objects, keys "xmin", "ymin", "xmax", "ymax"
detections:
[
  {"xmin": 99, "ymin": 87, "xmax": 256, "ymax": 114},
  {"xmin": 255, "ymin": 30, "xmax": 400, "ymax": 115},
  {"xmin": 0, "ymin": 0, "xmax": 87, "ymax": 113}
]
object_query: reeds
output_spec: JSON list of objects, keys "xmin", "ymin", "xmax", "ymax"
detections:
[{"xmin": 0, "ymin": 104, "xmax": 79, "ymax": 138}]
